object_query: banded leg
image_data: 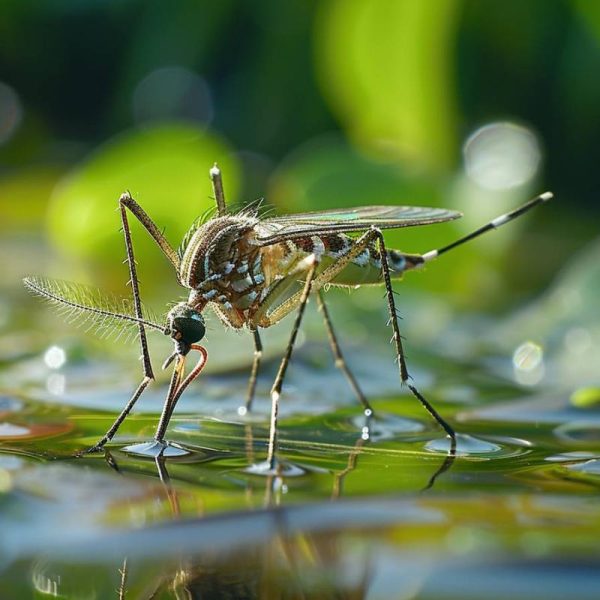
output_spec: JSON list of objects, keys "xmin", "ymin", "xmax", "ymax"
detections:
[
  {"xmin": 118, "ymin": 192, "xmax": 180, "ymax": 271},
  {"xmin": 316, "ymin": 291, "xmax": 372, "ymax": 415},
  {"xmin": 288, "ymin": 226, "xmax": 455, "ymax": 450},
  {"xmin": 86, "ymin": 377, "xmax": 153, "ymax": 452},
  {"xmin": 266, "ymin": 257, "xmax": 319, "ymax": 470},
  {"xmin": 371, "ymin": 227, "xmax": 456, "ymax": 452},
  {"xmin": 243, "ymin": 329, "xmax": 263, "ymax": 413},
  {"xmin": 86, "ymin": 193, "xmax": 159, "ymax": 452}
]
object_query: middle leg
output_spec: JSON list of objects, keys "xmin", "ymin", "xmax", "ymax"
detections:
[{"xmin": 316, "ymin": 291, "xmax": 372, "ymax": 415}]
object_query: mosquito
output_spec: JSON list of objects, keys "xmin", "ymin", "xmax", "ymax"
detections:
[{"xmin": 24, "ymin": 165, "xmax": 552, "ymax": 467}]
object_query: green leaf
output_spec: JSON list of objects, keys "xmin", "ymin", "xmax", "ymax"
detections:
[
  {"xmin": 315, "ymin": 0, "xmax": 461, "ymax": 171},
  {"xmin": 47, "ymin": 123, "xmax": 240, "ymax": 289}
]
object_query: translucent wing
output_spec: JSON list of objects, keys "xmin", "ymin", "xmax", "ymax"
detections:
[
  {"xmin": 255, "ymin": 205, "xmax": 461, "ymax": 245},
  {"xmin": 23, "ymin": 276, "xmax": 164, "ymax": 342}
]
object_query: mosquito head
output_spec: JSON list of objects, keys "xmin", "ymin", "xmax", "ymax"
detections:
[{"xmin": 166, "ymin": 303, "xmax": 206, "ymax": 355}]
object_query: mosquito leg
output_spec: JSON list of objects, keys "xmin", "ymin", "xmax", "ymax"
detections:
[
  {"xmin": 119, "ymin": 192, "xmax": 180, "ymax": 271},
  {"xmin": 84, "ymin": 376, "xmax": 153, "ymax": 453},
  {"xmin": 371, "ymin": 227, "xmax": 456, "ymax": 453},
  {"xmin": 243, "ymin": 329, "xmax": 263, "ymax": 414},
  {"xmin": 266, "ymin": 256, "xmax": 319, "ymax": 470},
  {"xmin": 316, "ymin": 291, "xmax": 372, "ymax": 415},
  {"xmin": 118, "ymin": 557, "xmax": 128, "ymax": 600},
  {"xmin": 85, "ymin": 194, "xmax": 159, "ymax": 452}
]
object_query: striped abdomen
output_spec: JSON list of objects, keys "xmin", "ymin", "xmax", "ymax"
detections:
[{"xmin": 282, "ymin": 233, "xmax": 424, "ymax": 286}]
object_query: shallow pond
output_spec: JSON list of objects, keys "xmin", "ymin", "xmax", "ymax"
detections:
[{"xmin": 2, "ymin": 238, "xmax": 600, "ymax": 599}]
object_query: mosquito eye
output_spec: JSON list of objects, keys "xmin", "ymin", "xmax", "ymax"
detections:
[{"xmin": 173, "ymin": 315, "xmax": 205, "ymax": 344}]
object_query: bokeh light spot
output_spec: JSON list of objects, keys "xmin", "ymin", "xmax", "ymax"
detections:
[
  {"xmin": 44, "ymin": 345, "xmax": 66, "ymax": 369},
  {"xmin": 513, "ymin": 341, "xmax": 545, "ymax": 386},
  {"xmin": 464, "ymin": 122, "xmax": 541, "ymax": 190},
  {"xmin": 46, "ymin": 373, "xmax": 66, "ymax": 396}
]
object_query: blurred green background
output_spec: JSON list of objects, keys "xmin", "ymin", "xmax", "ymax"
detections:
[
  {"xmin": 2, "ymin": 6, "xmax": 600, "ymax": 596},
  {"xmin": 1, "ymin": 0, "xmax": 599, "ymax": 314}
]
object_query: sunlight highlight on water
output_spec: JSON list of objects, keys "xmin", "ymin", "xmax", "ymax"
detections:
[
  {"xmin": 46, "ymin": 373, "xmax": 65, "ymax": 396},
  {"xmin": 351, "ymin": 413, "xmax": 424, "ymax": 442},
  {"xmin": 246, "ymin": 460, "xmax": 308, "ymax": 477}
]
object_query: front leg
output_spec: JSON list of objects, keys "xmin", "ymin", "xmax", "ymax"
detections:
[
  {"xmin": 85, "ymin": 193, "xmax": 157, "ymax": 452},
  {"xmin": 242, "ymin": 329, "xmax": 263, "ymax": 414},
  {"xmin": 266, "ymin": 256, "xmax": 319, "ymax": 470}
]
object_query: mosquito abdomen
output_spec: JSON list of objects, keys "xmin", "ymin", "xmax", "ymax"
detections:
[{"xmin": 329, "ymin": 249, "xmax": 424, "ymax": 286}]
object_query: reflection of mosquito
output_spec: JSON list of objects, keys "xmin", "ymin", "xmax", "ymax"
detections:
[{"xmin": 24, "ymin": 165, "xmax": 552, "ymax": 467}]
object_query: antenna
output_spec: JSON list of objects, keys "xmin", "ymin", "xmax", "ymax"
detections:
[{"xmin": 422, "ymin": 191, "xmax": 553, "ymax": 262}]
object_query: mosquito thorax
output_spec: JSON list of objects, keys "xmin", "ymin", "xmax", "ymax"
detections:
[{"xmin": 166, "ymin": 302, "xmax": 205, "ymax": 355}]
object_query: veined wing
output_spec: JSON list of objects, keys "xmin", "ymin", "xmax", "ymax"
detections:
[
  {"xmin": 23, "ymin": 276, "xmax": 165, "ymax": 341},
  {"xmin": 255, "ymin": 205, "xmax": 461, "ymax": 245}
]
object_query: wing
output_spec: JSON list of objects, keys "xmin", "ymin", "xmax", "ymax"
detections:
[
  {"xmin": 255, "ymin": 205, "xmax": 461, "ymax": 245},
  {"xmin": 23, "ymin": 276, "xmax": 165, "ymax": 341}
]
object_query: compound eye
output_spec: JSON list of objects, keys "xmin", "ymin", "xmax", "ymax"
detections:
[{"xmin": 173, "ymin": 314, "xmax": 205, "ymax": 344}]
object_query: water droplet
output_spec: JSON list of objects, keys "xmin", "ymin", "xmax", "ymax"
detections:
[
  {"xmin": 237, "ymin": 406, "xmax": 248, "ymax": 417},
  {"xmin": 351, "ymin": 413, "xmax": 424, "ymax": 442}
]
